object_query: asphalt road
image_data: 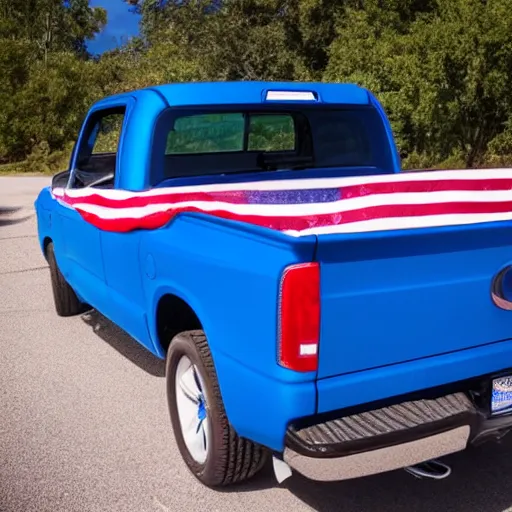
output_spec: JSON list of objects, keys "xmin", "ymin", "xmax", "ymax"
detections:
[{"xmin": 2, "ymin": 176, "xmax": 512, "ymax": 512}]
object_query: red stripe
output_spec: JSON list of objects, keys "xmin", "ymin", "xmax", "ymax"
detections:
[
  {"xmin": 75, "ymin": 200, "xmax": 512, "ymax": 233},
  {"xmin": 342, "ymin": 178, "xmax": 512, "ymax": 198},
  {"xmin": 58, "ymin": 177, "xmax": 512, "ymax": 209},
  {"xmin": 59, "ymin": 190, "xmax": 249, "ymax": 208}
]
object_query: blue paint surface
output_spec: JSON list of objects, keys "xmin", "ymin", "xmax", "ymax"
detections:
[
  {"xmin": 316, "ymin": 220, "xmax": 512, "ymax": 380},
  {"xmin": 129, "ymin": 80, "xmax": 371, "ymax": 108},
  {"xmin": 33, "ymin": 81, "xmax": 512, "ymax": 453}
]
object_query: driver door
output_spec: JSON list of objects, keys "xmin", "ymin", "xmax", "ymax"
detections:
[{"xmin": 55, "ymin": 106, "xmax": 126, "ymax": 312}]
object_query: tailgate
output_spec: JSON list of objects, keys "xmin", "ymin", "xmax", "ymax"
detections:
[{"xmin": 316, "ymin": 221, "xmax": 512, "ymax": 379}]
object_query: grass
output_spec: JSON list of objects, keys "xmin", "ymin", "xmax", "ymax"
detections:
[
  {"xmin": 0, "ymin": 161, "xmax": 55, "ymax": 176},
  {"xmin": 0, "ymin": 142, "xmax": 74, "ymax": 177}
]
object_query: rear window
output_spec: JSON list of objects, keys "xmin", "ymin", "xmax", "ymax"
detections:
[
  {"xmin": 165, "ymin": 113, "xmax": 296, "ymax": 154},
  {"xmin": 166, "ymin": 113, "xmax": 245, "ymax": 154},
  {"xmin": 151, "ymin": 106, "xmax": 393, "ymax": 182}
]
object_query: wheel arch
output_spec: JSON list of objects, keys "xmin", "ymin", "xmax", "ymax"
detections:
[
  {"xmin": 155, "ymin": 293, "xmax": 203, "ymax": 354},
  {"xmin": 150, "ymin": 285, "xmax": 212, "ymax": 358},
  {"xmin": 42, "ymin": 236, "xmax": 52, "ymax": 260}
]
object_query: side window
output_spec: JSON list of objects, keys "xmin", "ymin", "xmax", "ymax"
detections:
[
  {"xmin": 71, "ymin": 107, "xmax": 126, "ymax": 189},
  {"xmin": 92, "ymin": 113, "xmax": 124, "ymax": 154},
  {"xmin": 166, "ymin": 113, "xmax": 245, "ymax": 154},
  {"xmin": 248, "ymin": 115, "xmax": 295, "ymax": 152}
]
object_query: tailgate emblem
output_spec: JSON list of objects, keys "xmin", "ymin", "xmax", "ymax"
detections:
[{"xmin": 491, "ymin": 266, "xmax": 512, "ymax": 310}]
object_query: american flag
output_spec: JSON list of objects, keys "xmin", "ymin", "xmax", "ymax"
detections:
[{"xmin": 51, "ymin": 168, "xmax": 512, "ymax": 236}]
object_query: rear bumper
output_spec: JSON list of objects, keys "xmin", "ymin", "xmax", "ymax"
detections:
[
  {"xmin": 284, "ymin": 426, "xmax": 470, "ymax": 481},
  {"xmin": 282, "ymin": 390, "xmax": 512, "ymax": 482}
]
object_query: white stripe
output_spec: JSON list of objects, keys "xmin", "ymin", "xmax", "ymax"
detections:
[
  {"xmin": 51, "ymin": 168, "xmax": 512, "ymax": 200},
  {"xmin": 68, "ymin": 188, "xmax": 512, "ymax": 220},
  {"xmin": 153, "ymin": 167, "xmax": 512, "ymax": 193},
  {"xmin": 285, "ymin": 212, "xmax": 512, "ymax": 236}
]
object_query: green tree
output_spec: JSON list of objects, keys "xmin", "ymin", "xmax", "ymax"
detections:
[
  {"xmin": 326, "ymin": 0, "xmax": 512, "ymax": 168},
  {"xmin": 0, "ymin": 0, "xmax": 107, "ymax": 164},
  {"xmin": 0, "ymin": 0, "xmax": 106, "ymax": 61},
  {"xmin": 123, "ymin": 0, "xmax": 348, "ymax": 81},
  {"xmin": 2, "ymin": 0, "xmax": 512, "ymax": 172}
]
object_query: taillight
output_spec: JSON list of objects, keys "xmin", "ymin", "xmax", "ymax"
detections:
[{"xmin": 277, "ymin": 262, "xmax": 320, "ymax": 372}]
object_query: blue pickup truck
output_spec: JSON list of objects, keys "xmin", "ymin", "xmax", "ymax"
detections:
[{"xmin": 35, "ymin": 81, "xmax": 512, "ymax": 488}]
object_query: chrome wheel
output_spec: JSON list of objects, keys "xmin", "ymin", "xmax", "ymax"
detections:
[
  {"xmin": 166, "ymin": 330, "xmax": 268, "ymax": 486},
  {"xmin": 175, "ymin": 355, "xmax": 210, "ymax": 464}
]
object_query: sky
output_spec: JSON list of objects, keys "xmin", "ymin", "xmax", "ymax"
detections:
[{"xmin": 87, "ymin": 0, "xmax": 141, "ymax": 55}]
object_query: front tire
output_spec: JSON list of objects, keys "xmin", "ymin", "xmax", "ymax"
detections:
[
  {"xmin": 46, "ymin": 242, "xmax": 84, "ymax": 317},
  {"xmin": 166, "ymin": 330, "xmax": 268, "ymax": 487}
]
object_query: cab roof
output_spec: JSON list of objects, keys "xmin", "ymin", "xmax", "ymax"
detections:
[{"xmin": 94, "ymin": 81, "xmax": 371, "ymax": 109}]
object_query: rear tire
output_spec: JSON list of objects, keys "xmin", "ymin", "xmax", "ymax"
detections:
[
  {"xmin": 166, "ymin": 330, "xmax": 268, "ymax": 487},
  {"xmin": 46, "ymin": 242, "xmax": 84, "ymax": 317}
]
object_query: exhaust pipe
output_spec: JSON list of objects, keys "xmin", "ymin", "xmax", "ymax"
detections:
[{"xmin": 404, "ymin": 459, "xmax": 452, "ymax": 480}]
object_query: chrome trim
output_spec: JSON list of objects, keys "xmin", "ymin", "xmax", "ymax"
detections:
[
  {"xmin": 491, "ymin": 266, "xmax": 512, "ymax": 310},
  {"xmin": 283, "ymin": 425, "xmax": 470, "ymax": 482}
]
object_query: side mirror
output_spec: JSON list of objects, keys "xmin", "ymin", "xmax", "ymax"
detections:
[{"xmin": 51, "ymin": 170, "xmax": 70, "ymax": 189}]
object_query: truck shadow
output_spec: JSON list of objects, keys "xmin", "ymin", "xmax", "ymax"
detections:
[
  {"xmin": 0, "ymin": 206, "xmax": 22, "ymax": 215},
  {"xmin": 238, "ymin": 438, "xmax": 512, "ymax": 511},
  {"xmin": 80, "ymin": 309, "xmax": 165, "ymax": 377},
  {"xmin": 0, "ymin": 206, "xmax": 33, "ymax": 227}
]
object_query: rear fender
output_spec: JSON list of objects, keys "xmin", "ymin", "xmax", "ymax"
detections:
[
  {"xmin": 147, "ymin": 283, "xmax": 210, "ymax": 359},
  {"xmin": 140, "ymin": 211, "xmax": 317, "ymax": 379},
  {"xmin": 140, "ymin": 213, "xmax": 319, "ymax": 449}
]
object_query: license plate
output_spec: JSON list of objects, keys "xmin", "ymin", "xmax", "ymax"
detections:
[{"xmin": 491, "ymin": 376, "xmax": 512, "ymax": 415}]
